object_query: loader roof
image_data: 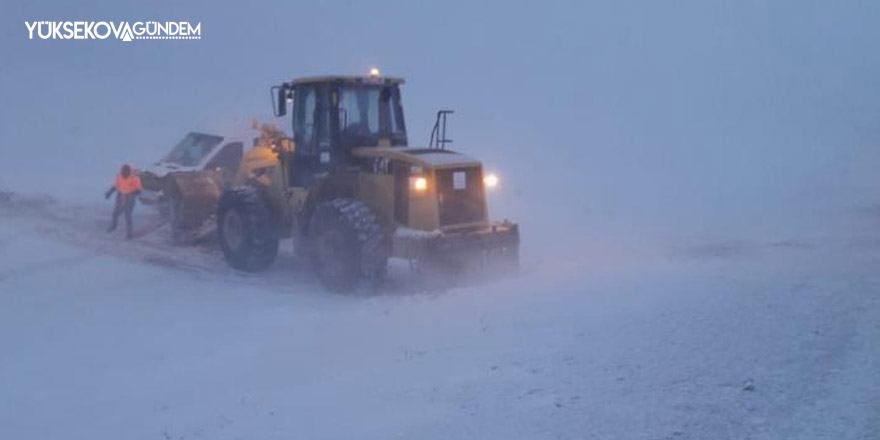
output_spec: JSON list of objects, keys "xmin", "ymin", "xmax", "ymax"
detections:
[{"xmin": 290, "ymin": 75, "xmax": 405, "ymax": 86}]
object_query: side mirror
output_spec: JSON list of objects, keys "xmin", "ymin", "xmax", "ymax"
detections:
[{"xmin": 271, "ymin": 83, "xmax": 290, "ymax": 117}]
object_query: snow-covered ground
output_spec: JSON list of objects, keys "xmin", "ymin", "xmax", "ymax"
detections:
[
  {"xmin": 4, "ymin": 1, "xmax": 880, "ymax": 438},
  {"xmin": 1, "ymin": 193, "xmax": 878, "ymax": 439}
]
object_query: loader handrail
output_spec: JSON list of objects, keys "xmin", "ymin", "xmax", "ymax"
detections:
[{"xmin": 429, "ymin": 110, "xmax": 454, "ymax": 150}]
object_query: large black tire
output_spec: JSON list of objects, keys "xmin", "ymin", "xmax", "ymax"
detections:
[
  {"xmin": 308, "ymin": 199, "xmax": 389, "ymax": 293},
  {"xmin": 217, "ymin": 186, "xmax": 278, "ymax": 271}
]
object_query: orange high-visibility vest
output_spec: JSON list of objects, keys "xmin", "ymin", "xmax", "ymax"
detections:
[{"xmin": 114, "ymin": 174, "xmax": 142, "ymax": 195}]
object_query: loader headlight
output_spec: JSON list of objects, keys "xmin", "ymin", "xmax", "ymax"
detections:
[
  {"xmin": 484, "ymin": 173, "xmax": 499, "ymax": 189},
  {"xmin": 412, "ymin": 176, "xmax": 428, "ymax": 192}
]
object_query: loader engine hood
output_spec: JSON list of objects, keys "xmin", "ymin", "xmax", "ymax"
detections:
[
  {"xmin": 353, "ymin": 146, "xmax": 488, "ymax": 231},
  {"xmin": 352, "ymin": 147, "xmax": 481, "ymax": 168}
]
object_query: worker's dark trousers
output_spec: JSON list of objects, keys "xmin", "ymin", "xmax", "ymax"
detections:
[{"xmin": 110, "ymin": 193, "xmax": 136, "ymax": 238}]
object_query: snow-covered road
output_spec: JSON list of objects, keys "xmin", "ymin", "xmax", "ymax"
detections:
[{"xmin": 1, "ymin": 195, "xmax": 879, "ymax": 439}]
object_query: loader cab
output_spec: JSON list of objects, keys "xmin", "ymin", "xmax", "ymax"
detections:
[{"xmin": 276, "ymin": 76, "xmax": 408, "ymax": 187}]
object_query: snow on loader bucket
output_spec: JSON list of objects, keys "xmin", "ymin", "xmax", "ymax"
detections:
[
  {"xmin": 163, "ymin": 172, "xmax": 222, "ymax": 244},
  {"xmin": 138, "ymin": 132, "xmax": 245, "ymax": 244}
]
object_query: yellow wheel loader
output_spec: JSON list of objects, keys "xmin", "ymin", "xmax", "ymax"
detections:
[{"xmin": 204, "ymin": 73, "xmax": 518, "ymax": 291}]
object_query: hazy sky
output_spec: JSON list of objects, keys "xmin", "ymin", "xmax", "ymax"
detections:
[{"xmin": 2, "ymin": 0, "xmax": 879, "ymax": 254}]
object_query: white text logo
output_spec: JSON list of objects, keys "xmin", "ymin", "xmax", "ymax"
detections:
[{"xmin": 25, "ymin": 21, "xmax": 202, "ymax": 42}]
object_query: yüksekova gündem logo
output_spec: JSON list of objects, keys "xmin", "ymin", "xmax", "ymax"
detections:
[{"xmin": 25, "ymin": 21, "xmax": 201, "ymax": 41}]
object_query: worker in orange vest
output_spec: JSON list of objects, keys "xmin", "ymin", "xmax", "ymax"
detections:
[{"xmin": 105, "ymin": 164, "xmax": 143, "ymax": 239}]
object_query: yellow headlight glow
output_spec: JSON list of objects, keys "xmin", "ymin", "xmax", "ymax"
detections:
[
  {"xmin": 413, "ymin": 176, "xmax": 428, "ymax": 191},
  {"xmin": 484, "ymin": 173, "xmax": 499, "ymax": 189}
]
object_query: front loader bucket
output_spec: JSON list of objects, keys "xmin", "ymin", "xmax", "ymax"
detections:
[{"xmin": 165, "ymin": 172, "xmax": 222, "ymax": 244}]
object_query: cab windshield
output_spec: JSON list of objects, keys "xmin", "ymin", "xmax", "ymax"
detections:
[{"xmin": 337, "ymin": 84, "xmax": 406, "ymax": 147}]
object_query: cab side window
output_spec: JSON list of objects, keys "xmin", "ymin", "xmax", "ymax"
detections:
[
  {"xmin": 291, "ymin": 85, "xmax": 332, "ymax": 186},
  {"xmin": 294, "ymin": 86, "xmax": 317, "ymax": 151}
]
